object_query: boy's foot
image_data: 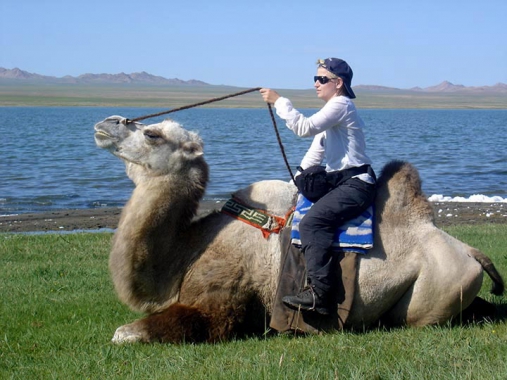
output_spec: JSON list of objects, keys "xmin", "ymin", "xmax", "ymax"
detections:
[{"xmin": 282, "ymin": 286, "xmax": 332, "ymax": 315}]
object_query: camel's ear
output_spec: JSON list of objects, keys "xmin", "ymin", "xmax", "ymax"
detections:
[{"xmin": 181, "ymin": 141, "xmax": 204, "ymax": 157}]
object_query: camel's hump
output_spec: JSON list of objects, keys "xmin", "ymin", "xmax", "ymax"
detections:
[{"xmin": 231, "ymin": 180, "xmax": 297, "ymax": 215}]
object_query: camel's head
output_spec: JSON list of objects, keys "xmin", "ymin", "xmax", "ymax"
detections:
[{"xmin": 94, "ymin": 115, "xmax": 206, "ymax": 181}]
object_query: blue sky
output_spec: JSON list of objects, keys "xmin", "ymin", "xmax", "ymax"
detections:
[{"xmin": 1, "ymin": 0, "xmax": 506, "ymax": 90}]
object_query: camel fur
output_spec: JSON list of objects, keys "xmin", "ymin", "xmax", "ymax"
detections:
[{"xmin": 94, "ymin": 115, "xmax": 504, "ymax": 343}]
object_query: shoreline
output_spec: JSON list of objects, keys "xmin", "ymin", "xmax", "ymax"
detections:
[
  {"xmin": 1, "ymin": 201, "xmax": 506, "ymax": 234},
  {"xmin": 1, "ymin": 85, "xmax": 507, "ymax": 109}
]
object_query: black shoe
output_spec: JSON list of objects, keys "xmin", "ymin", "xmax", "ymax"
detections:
[{"xmin": 282, "ymin": 286, "xmax": 332, "ymax": 315}]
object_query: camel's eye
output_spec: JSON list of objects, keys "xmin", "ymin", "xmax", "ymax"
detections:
[{"xmin": 144, "ymin": 130, "xmax": 162, "ymax": 142}]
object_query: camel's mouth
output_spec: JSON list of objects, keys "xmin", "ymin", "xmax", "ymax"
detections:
[
  {"xmin": 94, "ymin": 130, "xmax": 112, "ymax": 139},
  {"xmin": 94, "ymin": 130, "xmax": 117, "ymax": 149}
]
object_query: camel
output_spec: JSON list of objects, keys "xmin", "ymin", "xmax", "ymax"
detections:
[{"xmin": 94, "ymin": 115, "xmax": 504, "ymax": 344}]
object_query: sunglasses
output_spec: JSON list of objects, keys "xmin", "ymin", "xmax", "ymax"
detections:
[{"xmin": 314, "ymin": 76, "xmax": 334, "ymax": 84}]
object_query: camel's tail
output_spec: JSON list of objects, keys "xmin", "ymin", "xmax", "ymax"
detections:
[{"xmin": 471, "ymin": 248, "xmax": 505, "ymax": 295}]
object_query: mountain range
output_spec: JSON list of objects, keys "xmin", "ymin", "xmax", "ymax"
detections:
[
  {"xmin": 1, "ymin": 67, "xmax": 507, "ymax": 93},
  {"xmin": 353, "ymin": 81, "xmax": 507, "ymax": 93},
  {"xmin": 0, "ymin": 67, "xmax": 208, "ymax": 86}
]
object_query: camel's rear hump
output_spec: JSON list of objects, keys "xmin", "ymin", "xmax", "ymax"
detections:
[{"xmin": 375, "ymin": 160, "xmax": 434, "ymax": 226}]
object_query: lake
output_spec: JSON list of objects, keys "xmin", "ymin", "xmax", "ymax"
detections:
[{"xmin": 1, "ymin": 107, "xmax": 506, "ymax": 215}]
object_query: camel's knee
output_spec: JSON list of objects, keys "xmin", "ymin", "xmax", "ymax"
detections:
[
  {"xmin": 144, "ymin": 303, "xmax": 212, "ymax": 343},
  {"xmin": 112, "ymin": 303, "xmax": 212, "ymax": 344}
]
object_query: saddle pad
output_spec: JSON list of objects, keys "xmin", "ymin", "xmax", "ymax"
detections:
[
  {"xmin": 220, "ymin": 197, "xmax": 288, "ymax": 238},
  {"xmin": 290, "ymin": 194, "xmax": 374, "ymax": 254}
]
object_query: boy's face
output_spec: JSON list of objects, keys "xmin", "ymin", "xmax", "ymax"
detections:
[{"xmin": 314, "ymin": 66, "xmax": 342, "ymax": 102}]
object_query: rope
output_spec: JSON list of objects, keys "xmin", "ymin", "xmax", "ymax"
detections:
[
  {"xmin": 267, "ymin": 103, "xmax": 295, "ymax": 183},
  {"xmin": 124, "ymin": 87, "xmax": 295, "ymax": 181},
  {"xmin": 127, "ymin": 87, "xmax": 262, "ymax": 123}
]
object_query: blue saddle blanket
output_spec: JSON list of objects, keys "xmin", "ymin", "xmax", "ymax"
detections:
[{"xmin": 290, "ymin": 194, "xmax": 374, "ymax": 254}]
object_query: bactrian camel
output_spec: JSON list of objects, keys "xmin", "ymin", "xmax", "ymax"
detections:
[{"xmin": 93, "ymin": 115, "xmax": 504, "ymax": 343}]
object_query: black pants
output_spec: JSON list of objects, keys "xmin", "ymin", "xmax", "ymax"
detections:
[{"xmin": 298, "ymin": 176, "xmax": 376, "ymax": 297}]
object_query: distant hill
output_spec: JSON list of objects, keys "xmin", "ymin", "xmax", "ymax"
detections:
[
  {"xmin": 1, "ymin": 67, "xmax": 507, "ymax": 93},
  {"xmin": 0, "ymin": 67, "xmax": 209, "ymax": 86},
  {"xmin": 355, "ymin": 80, "xmax": 507, "ymax": 94}
]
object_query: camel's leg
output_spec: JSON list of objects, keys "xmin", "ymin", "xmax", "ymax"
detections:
[
  {"xmin": 112, "ymin": 303, "xmax": 212, "ymax": 344},
  {"xmin": 111, "ymin": 300, "xmax": 262, "ymax": 344},
  {"xmin": 383, "ymin": 264, "xmax": 484, "ymax": 327}
]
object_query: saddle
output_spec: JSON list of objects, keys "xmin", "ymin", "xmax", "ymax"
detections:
[
  {"xmin": 220, "ymin": 196, "xmax": 361, "ymax": 333},
  {"xmin": 269, "ymin": 227, "xmax": 358, "ymax": 333}
]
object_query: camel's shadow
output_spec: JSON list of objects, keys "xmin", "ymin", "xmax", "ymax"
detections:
[
  {"xmin": 453, "ymin": 297, "xmax": 507, "ymax": 326},
  {"xmin": 240, "ymin": 297, "xmax": 507, "ymax": 342}
]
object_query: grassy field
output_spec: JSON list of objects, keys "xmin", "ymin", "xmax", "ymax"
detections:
[
  {"xmin": 1, "ymin": 82, "xmax": 507, "ymax": 109},
  {"xmin": 1, "ymin": 225, "xmax": 507, "ymax": 379}
]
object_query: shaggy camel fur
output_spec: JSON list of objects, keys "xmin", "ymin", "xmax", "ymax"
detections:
[{"xmin": 94, "ymin": 115, "xmax": 504, "ymax": 343}]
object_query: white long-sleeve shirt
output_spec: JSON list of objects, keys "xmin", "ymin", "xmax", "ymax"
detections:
[{"xmin": 274, "ymin": 95, "xmax": 374, "ymax": 184}]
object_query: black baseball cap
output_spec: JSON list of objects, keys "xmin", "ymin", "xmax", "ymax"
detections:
[{"xmin": 318, "ymin": 58, "xmax": 356, "ymax": 99}]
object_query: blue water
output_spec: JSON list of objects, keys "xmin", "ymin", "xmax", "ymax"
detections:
[{"xmin": 1, "ymin": 107, "xmax": 506, "ymax": 215}]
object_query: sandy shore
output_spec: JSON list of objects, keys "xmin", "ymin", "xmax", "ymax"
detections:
[
  {"xmin": 0, "ymin": 200, "xmax": 226, "ymax": 233},
  {"xmin": 1, "ymin": 201, "xmax": 506, "ymax": 233}
]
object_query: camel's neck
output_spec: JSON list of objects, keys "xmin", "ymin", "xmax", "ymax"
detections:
[
  {"xmin": 120, "ymin": 175, "xmax": 202, "ymax": 234},
  {"xmin": 110, "ymin": 169, "xmax": 207, "ymax": 313}
]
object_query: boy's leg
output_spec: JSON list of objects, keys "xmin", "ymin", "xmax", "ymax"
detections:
[{"xmin": 283, "ymin": 178, "xmax": 375, "ymax": 314}]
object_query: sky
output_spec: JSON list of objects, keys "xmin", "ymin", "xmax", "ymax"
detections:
[{"xmin": 1, "ymin": 0, "xmax": 506, "ymax": 90}]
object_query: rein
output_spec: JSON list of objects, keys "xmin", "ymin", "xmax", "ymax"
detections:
[{"xmin": 123, "ymin": 87, "xmax": 295, "ymax": 182}]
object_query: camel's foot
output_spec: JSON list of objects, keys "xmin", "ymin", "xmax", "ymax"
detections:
[{"xmin": 112, "ymin": 322, "xmax": 149, "ymax": 344}]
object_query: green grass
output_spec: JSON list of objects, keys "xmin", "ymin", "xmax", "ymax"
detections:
[
  {"xmin": 1, "ymin": 82, "xmax": 507, "ymax": 108},
  {"xmin": 1, "ymin": 225, "xmax": 506, "ymax": 379}
]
